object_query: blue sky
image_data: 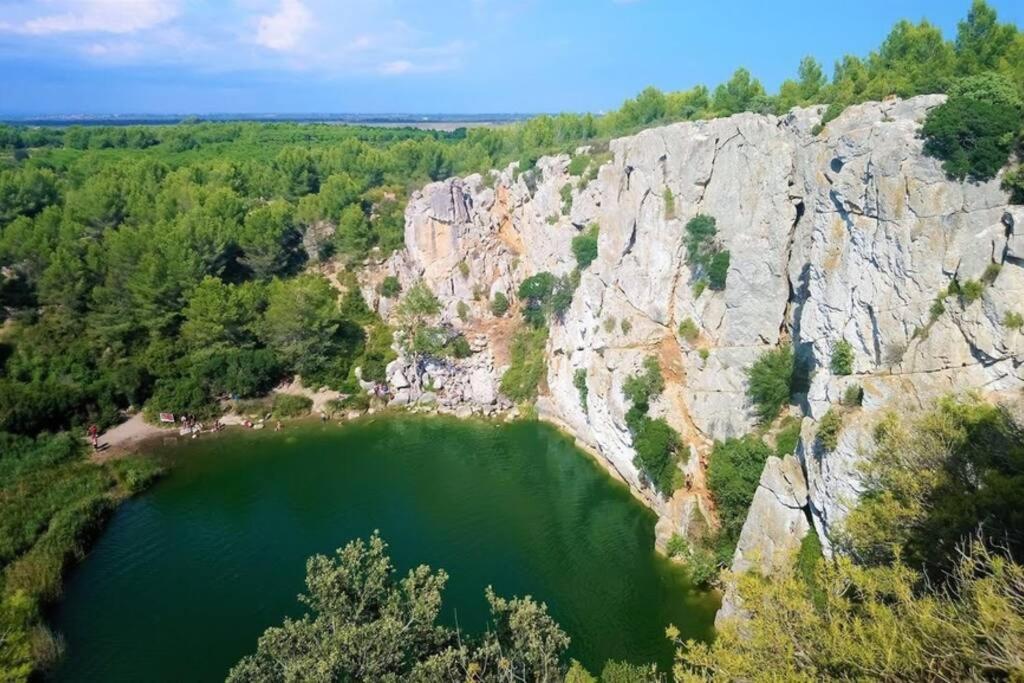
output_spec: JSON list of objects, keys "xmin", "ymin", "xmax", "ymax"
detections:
[{"xmin": 0, "ymin": 0, "xmax": 1021, "ymax": 115}]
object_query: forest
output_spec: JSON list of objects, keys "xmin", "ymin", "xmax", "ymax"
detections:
[{"xmin": 2, "ymin": 0, "xmax": 1024, "ymax": 680}]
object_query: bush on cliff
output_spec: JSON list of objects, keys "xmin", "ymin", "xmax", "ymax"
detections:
[
  {"xmin": 922, "ymin": 72, "xmax": 1022, "ymax": 181},
  {"xmin": 746, "ymin": 344, "xmax": 795, "ymax": 423},
  {"xmin": 499, "ymin": 327, "xmax": 548, "ymax": 403},
  {"xmin": 707, "ymin": 434, "xmax": 772, "ymax": 543}
]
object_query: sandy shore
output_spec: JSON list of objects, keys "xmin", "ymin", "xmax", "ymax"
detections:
[{"xmin": 91, "ymin": 413, "xmax": 171, "ymax": 461}]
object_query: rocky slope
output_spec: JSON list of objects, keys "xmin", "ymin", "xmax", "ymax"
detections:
[{"xmin": 359, "ymin": 95, "xmax": 1023, "ymax": 582}]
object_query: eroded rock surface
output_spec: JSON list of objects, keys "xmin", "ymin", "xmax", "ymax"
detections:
[{"xmin": 362, "ymin": 95, "xmax": 1024, "ymax": 567}]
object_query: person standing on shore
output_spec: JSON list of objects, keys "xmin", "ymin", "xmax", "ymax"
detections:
[{"xmin": 88, "ymin": 424, "xmax": 99, "ymax": 450}]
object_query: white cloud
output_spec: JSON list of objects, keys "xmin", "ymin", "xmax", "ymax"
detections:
[
  {"xmin": 254, "ymin": 0, "xmax": 312, "ymax": 51},
  {"xmin": 3, "ymin": 0, "xmax": 179, "ymax": 35}
]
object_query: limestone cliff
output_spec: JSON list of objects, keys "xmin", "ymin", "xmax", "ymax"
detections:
[{"xmin": 360, "ymin": 95, "xmax": 1024, "ymax": 574}]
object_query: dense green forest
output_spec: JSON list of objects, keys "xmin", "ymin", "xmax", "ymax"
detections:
[{"xmin": 2, "ymin": 1, "xmax": 1024, "ymax": 680}]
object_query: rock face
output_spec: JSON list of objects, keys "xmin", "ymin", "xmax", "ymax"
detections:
[{"xmin": 364, "ymin": 95, "xmax": 1024, "ymax": 568}]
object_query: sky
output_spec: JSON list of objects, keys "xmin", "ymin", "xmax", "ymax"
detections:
[{"xmin": 0, "ymin": 0, "xmax": 1022, "ymax": 115}]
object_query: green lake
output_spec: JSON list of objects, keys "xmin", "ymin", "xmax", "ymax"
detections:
[{"xmin": 50, "ymin": 416, "xmax": 718, "ymax": 681}]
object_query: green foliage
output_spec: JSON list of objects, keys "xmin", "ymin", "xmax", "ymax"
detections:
[
  {"xmin": 830, "ymin": 339, "xmax": 854, "ymax": 375},
  {"xmin": 706, "ymin": 250, "xmax": 730, "ymax": 291},
  {"xmin": 982, "ymin": 262, "xmax": 1002, "ymax": 284},
  {"xmin": 227, "ymin": 533, "xmax": 570, "ymax": 682},
  {"xmin": 632, "ymin": 417, "xmax": 682, "ymax": 495},
  {"xmin": 620, "ymin": 356, "xmax": 680, "ymax": 496},
  {"xmin": 707, "ymin": 435, "xmax": 772, "ymax": 545},
  {"xmin": 678, "ymin": 318, "xmax": 699, "ymax": 342},
  {"xmin": 499, "ymin": 327, "xmax": 548, "ymax": 403},
  {"xmin": 262, "ymin": 274, "xmax": 364, "ymax": 387},
  {"xmin": 458, "ymin": 260, "xmax": 470, "ymax": 279},
  {"xmin": 746, "ymin": 344, "xmax": 795, "ymax": 423},
  {"xmin": 922, "ymin": 72, "xmax": 1022, "ymax": 180},
  {"xmin": 456, "ymin": 300, "xmax": 469, "ymax": 322},
  {"xmin": 1004, "ymin": 310, "xmax": 1024, "ymax": 330},
  {"xmin": 842, "ymin": 384, "xmax": 865, "ymax": 407},
  {"xmin": 676, "ymin": 539, "xmax": 1024, "ymax": 682},
  {"xmin": 560, "ymin": 182, "xmax": 574, "ymax": 215},
  {"xmin": 1003, "ymin": 164, "xmax": 1024, "ymax": 203},
  {"xmin": 665, "ymin": 533, "xmax": 688, "ymax": 559},
  {"xmin": 663, "ymin": 187, "xmax": 676, "ymax": 219},
  {"xmin": 271, "ymin": 393, "xmax": 313, "ymax": 418},
  {"xmin": 960, "ymin": 278, "xmax": 985, "ymax": 303},
  {"xmin": 774, "ymin": 416, "xmax": 802, "ymax": 456},
  {"xmin": 571, "ymin": 224, "xmax": 599, "ymax": 270},
  {"xmin": 517, "ymin": 272, "xmax": 575, "ymax": 327},
  {"xmin": 619, "ymin": 319, "xmax": 631, "ymax": 335},
  {"xmin": 599, "ymin": 660, "xmax": 660, "ymax": 683},
  {"xmin": 378, "ymin": 275, "xmax": 401, "ymax": 298},
  {"xmin": 816, "ymin": 407, "xmax": 844, "ymax": 451},
  {"xmin": 573, "ymin": 368, "xmax": 588, "ymax": 411},
  {"xmin": 0, "ymin": 433, "xmax": 163, "ymax": 680},
  {"xmin": 567, "ymin": 154, "xmax": 590, "ymax": 177},
  {"xmin": 930, "ymin": 296, "xmax": 946, "ymax": 320},
  {"xmin": 843, "ymin": 396, "xmax": 1024, "ymax": 576},
  {"xmin": 684, "ymin": 214, "xmax": 730, "ymax": 291},
  {"xmin": 622, "ymin": 356, "xmax": 665, "ymax": 409},
  {"xmin": 490, "ymin": 291, "xmax": 509, "ymax": 317}
]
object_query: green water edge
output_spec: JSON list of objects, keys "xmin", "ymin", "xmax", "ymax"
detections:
[{"xmin": 47, "ymin": 413, "xmax": 719, "ymax": 681}]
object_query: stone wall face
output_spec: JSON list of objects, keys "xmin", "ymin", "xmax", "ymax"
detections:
[{"xmin": 362, "ymin": 95, "xmax": 1024, "ymax": 570}]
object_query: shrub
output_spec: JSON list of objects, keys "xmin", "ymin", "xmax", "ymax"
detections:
[
  {"xmin": 707, "ymin": 250, "xmax": 730, "ymax": 290},
  {"xmin": 708, "ymin": 434, "xmax": 772, "ymax": 542},
  {"xmin": 693, "ymin": 281, "xmax": 707, "ymax": 298},
  {"xmin": 603, "ymin": 317, "xmax": 616, "ymax": 333},
  {"xmin": 665, "ymin": 533, "xmax": 688, "ymax": 558},
  {"xmin": 842, "ymin": 384, "xmax": 864, "ymax": 408},
  {"xmin": 981, "ymin": 262, "xmax": 1001, "ymax": 284},
  {"xmin": 456, "ymin": 300, "xmax": 469, "ymax": 322},
  {"xmin": 145, "ymin": 376, "xmax": 217, "ymax": 420},
  {"xmin": 449, "ymin": 335, "xmax": 472, "ymax": 359},
  {"xmin": 1003, "ymin": 164, "xmax": 1024, "ymax": 203},
  {"xmin": 830, "ymin": 339, "xmax": 854, "ymax": 375},
  {"xmin": 663, "ymin": 187, "xmax": 676, "ymax": 219},
  {"xmin": 600, "ymin": 661, "xmax": 659, "ymax": 683},
  {"xmin": 774, "ymin": 416, "xmax": 801, "ymax": 456},
  {"xmin": 272, "ymin": 393, "xmax": 313, "ymax": 418},
  {"xmin": 816, "ymin": 407, "xmax": 843, "ymax": 451},
  {"xmin": 746, "ymin": 344, "xmax": 794, "ymax": 423},
  {"xmin": 560, "ymin": 183, "xmax": 573, "ymax": 215},
  {"xmin": 499, "ymin": 327, "xmax": 547, "ymax": 402},
  {"xmin": 490, "ymin": 292, "xmax": 509, "ymax": 317},
  {"xmin": 573, "ymin": 368, "xmax": 588, "ymax": 411},
  {"xmin": 921, "ymin": 73, "xmax": 1022, "ymax": 181},
  {"xmin": 1004, "ymin": 311, "xmax": 1024, "ymax": 331},
  {"xmin": 632, "ymin": 416, "xmax": 681, "ymax": 495},
  {"xmin": 457, "ymin": 261, "xmax": 470, "ymax": 278},
  {"xmin": 567, "ymin": 154, "xmax": 590, "ymax": 177},
  {"xmin": 698, "ymin": 348, "xmax": 710, "ymax": 362},
  {"xmin": 571, "ymin": 224, "xmax": 599, "ymax": 269},
  {"xmin": 685, "ymin": 214, "xmax": 718, "ymax": 265},
  {"xmin": 620, "ymin": 319, "xmax": 632, "ymax": 334},
  {"xmin": 622, "ymin": 356, "xmax": 664, "ymax": 408},
  {"xmin": 678, "ymin": 318, "xmax": 699, "ymax": 342},
  {"xmin": 929, "ymin": 296, "xmax": 945, "ymax": 320},
  {"xmin": 960, "ymin": 279, "xmax": 984, "ymax": 304},
  {"xmin": 378, "ymin": 276, "xmax": 401, "ymax": 298}
]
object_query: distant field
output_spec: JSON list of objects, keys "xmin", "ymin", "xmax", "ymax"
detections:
[{"xmin": 0, "ymin": 114, "xmax": 533, "ymax": 130}]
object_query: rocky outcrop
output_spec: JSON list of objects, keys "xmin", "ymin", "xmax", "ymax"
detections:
[{"xmin": 363, "ymin": 95, "xmax": 1024, "ymax": 569}]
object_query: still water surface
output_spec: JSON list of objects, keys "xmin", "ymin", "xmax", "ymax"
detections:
[{"xmin": 52, "ymin": 416, "xmax": 717, "ymax": 681}]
